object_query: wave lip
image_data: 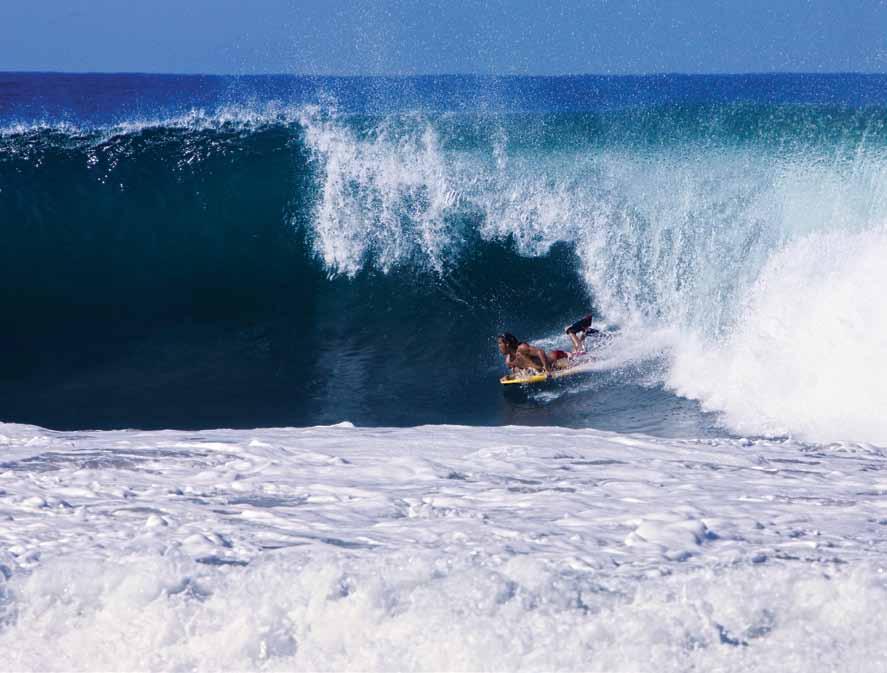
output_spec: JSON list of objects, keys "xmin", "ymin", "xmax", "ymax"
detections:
[{"xmin": 299, "ymin": 108, "xmax": 462, "ymax": 276}]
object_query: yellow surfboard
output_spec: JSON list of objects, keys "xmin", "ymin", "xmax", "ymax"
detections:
[
  {"xmin": 500, "ymin": 371, "xmax": 550, "ymax": 385},
  {"xmin": 500, "ymin": 357, "xmax": 595, "ymax": 385}
]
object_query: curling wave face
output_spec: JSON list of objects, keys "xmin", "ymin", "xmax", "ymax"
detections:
[{"xmin": 2, "ymin": 74, "xmax": 887, "ymax": 441}]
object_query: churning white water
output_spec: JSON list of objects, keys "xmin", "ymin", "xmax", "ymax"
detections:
[{"xmin": 1, "ymin": 422, "xmax": 886, "ymax": 671}]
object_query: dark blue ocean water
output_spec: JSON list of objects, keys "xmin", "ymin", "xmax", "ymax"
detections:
[
  {"xmin": 2, "ymin": 73, "xmax": 886, "ymax": 434},
  {"xmin": 5, "ymin": 72, "xmax": 887, "ymax": 123}
]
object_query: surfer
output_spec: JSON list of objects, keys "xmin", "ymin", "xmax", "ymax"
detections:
[
  {"xmin": 564, "ymin": 312, "xmax": 595, "ymax": 352},
  {"xmin": 497, "ymin": 333, "xmax": 571, "ymax": 374}
]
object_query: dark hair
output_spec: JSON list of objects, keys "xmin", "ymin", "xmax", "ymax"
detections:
[{"xmin": 498, "ymin": 332, "xmax": 519, "ymax": 349}]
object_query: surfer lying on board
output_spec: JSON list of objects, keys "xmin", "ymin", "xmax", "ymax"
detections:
[{"xmin": 497, "ymin": 333, "xmax": 572, "ymax": 374}]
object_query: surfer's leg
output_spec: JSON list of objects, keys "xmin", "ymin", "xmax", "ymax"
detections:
[
  {"xmin": 568, "ymin": 331, "xmax": 583, "ymax": 352},
  {"xmin": 565, "ymin": 313, "xmax": 593, "ymax": 352}
]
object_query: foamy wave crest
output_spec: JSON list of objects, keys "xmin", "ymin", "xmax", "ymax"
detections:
[
  {"xmin": 670, "ymin": 228, "xmax": 887, "ymax": 443},
  {"xmin": 298, "ymin": 113, "xmax": 597, "ymax": 275},
  {"xmin": 299, "ymin": 109, "xmax": 463, "ymax": 275}
]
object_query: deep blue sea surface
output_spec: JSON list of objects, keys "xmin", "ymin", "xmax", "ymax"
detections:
[{"xmin": 2, "ymin": 73, "xmax": 887, "ymax": 437}]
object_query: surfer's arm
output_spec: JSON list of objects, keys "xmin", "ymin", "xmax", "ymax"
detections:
[{"xmin": 538, "ymin": 350, "xmax": 551, "ymax": 373}]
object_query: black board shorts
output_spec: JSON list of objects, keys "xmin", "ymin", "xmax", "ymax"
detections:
[{"xmin": 565, "ymin": 314, "xmax": 593, "ymax": 335}]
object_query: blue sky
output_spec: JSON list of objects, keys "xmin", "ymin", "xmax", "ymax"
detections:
[{"xmin": 2, "ymin": 0, "xmax": 887, "ymax": 75}]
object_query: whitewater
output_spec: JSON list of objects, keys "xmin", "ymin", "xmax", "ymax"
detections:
[
  {"xmin": 2, "ymin": 422, "xmax": 887, "ymax": 671},
  {"xmin": 2, "ymin": 73, "xmax": 887, "ymax": 670}
]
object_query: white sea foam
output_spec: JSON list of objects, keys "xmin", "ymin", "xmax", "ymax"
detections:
[
  {"xmin": 1, "ymin": 422, "xmax": 886, "ymax": 671},
  {"xmin": 669, "ymin": 229, "xmax": 887, "ymax": 443}
]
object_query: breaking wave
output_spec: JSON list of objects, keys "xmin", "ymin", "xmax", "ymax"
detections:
[{"xmin": 2, "ymin": 89, "xmax": 887, "ymax": 441}]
